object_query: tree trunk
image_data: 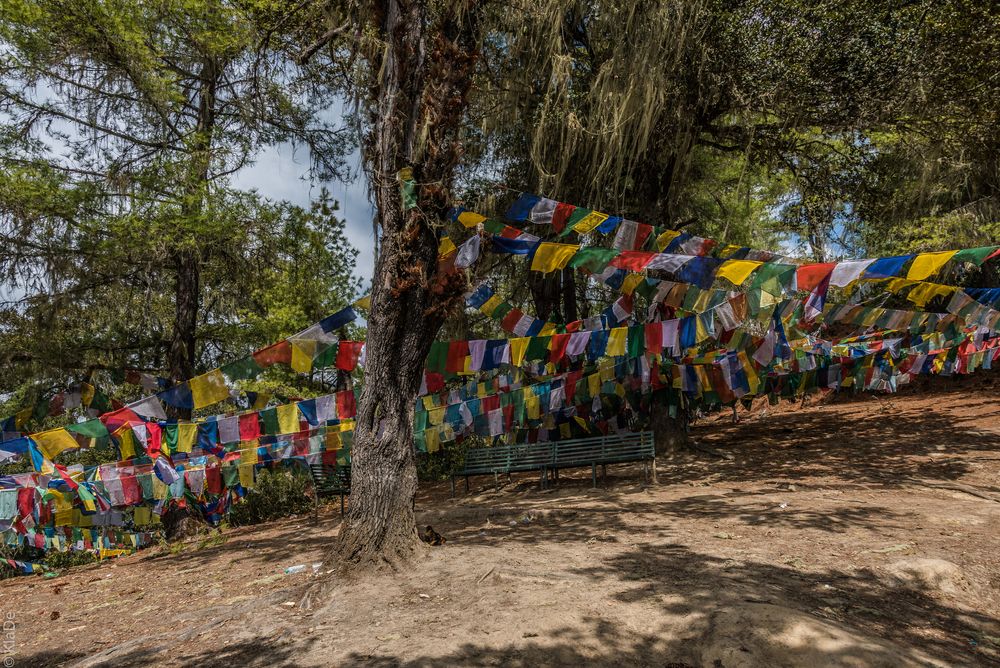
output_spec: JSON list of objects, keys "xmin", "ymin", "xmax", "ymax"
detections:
[
  {"xmin": 650, "ymin": 400, "xmax": 691, "ymax": 456},
  {"xmin": 166, "ymin": 56, "xmax": 217, "ymax": 419},
  {"xmin": 167, "ymin": 248, "xmax": 199, "ymax": 407},
  {"xmin": 332, "ymin": 0, "xmax": 479, "ymax": 570}
]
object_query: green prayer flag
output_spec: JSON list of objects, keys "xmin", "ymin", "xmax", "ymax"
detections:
[
  {"xmin": 67, "ymin": 419, "xmax": 109, "ymax": 439},
  {"xmin": 525, "ymin": 336, "xmax": 551, "ymax": 361},
  {"xmin": 567, "ymin": 247, "xmax": 617, "ymax": 273},
  {"xmin": 259, "ymin": 407, "xmax": 279, "ymax": 435},
  {"xmin": 426, "ymin": 341, "xmax": 448, "ymax": 373},
  {"xmin": 627, "ymin": 325, "xmax": 645, "ymax": 359},
  {"xmin": 221, "ymin": 465, "xmax": 240, "ymax": 488},
  {"xmin": 312, "ymin": 344, "xmax": 338, "ymax": 369},
  {"xmin": 222, "ymin": 356, "xmax": 264, "ymax": 381},
  {"xmin": 953, "ymin": 246, "xmax": 999, "ymax": 266},
  {"xmin": 491, "ymin": 302, "xmax": 513, "ymax": 321}
]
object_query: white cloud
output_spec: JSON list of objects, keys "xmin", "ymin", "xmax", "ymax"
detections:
[{"xmin": 233, "ymin": 142, "xmax": 376, "ymax": 287}]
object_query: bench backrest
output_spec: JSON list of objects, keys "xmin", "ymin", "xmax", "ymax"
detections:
[
  {"xmin": 310, "ymin": 463, "xmax": 351, "ymax": 489},
  {"xmin": 458, "ymin": 431, "xmax": 652, "ymax": 474}
]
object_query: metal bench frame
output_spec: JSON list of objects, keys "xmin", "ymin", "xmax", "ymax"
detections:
[
  {"xmin": 309, "ymin": 462, "xmax": 351, "ymax": 516},
  {"xmin": 450, "ymin": 431, "xmax": 654, "ymax": 496}
]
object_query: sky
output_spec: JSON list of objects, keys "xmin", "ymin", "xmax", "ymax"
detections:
[{"xmin": 233, "ymin": 141, "xmax": 377, "ymax": 289}]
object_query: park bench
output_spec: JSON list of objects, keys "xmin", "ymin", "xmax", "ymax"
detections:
[
  {"xmin": 309, "ymin": 462, "xmax": 351, "ymax": 516},
  {"xmin": 552, "ymin": 431, "xmax": 655, "ymax": 488},
  {"xmin": 451, "ymin": 431, "xmax": 654, "ymax": 495}
]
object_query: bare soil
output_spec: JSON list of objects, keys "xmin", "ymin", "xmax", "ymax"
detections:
[{"xmin": 4, "ymin": 374, "xmax": 1000, "ymax": 667}]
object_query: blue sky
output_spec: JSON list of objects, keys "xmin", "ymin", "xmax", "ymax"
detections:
[{"xmin": 234, "ymin": 142, "xmax": 376, "ymax": 288}]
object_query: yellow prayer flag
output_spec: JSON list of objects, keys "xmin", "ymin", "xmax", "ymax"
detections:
[
  {"xmin": 189, "ymin": 369, "xmax": 230, "ymax": 409},
  {"xmin": 14, "ymin": 407, "xmax": 32, "ymax": 429},
  {"xmin": 885, "ymin": 278, "xmax": 917, "ymax": 294},
  {"xmin": 906, "ymin": 282, "xmax": 956, "ymax": 307},
  {"xmin": 530, "ymin": 242, "xmax": 580, "ymax": 273},
  {"xmin": 290, "ymin": 340, "xmax": 317, "ymax": 373},
  {"xmin": 238, "ymin": 463, "xmax": 255, "ymax": 489},
  {"xmin": 242, "ymin": 439, "xmax": 259, "ymax": 465},
  {"xmin": 716, "ymin": 260, "xmax": 762, "ymax": 286},
  {"xmin": 510, "ymin": 337, "xmax": 530, "ymax": 366},
  {"xmin": 115, "ymin": 427, "xmax": 136, "ymax": 460},
  {"xmin": 606, "ymin": 327, "xmax": 627, "ymax": 356},
  {"xmin": 538, "ymin": 323, "xmax": 557, "ymax": 336},
  {"xmin": 906, "ymin": 250, "xmax": 958, "ymax": 281},
  {"xmin": 33, "ymin": 428, "xmax": 79, "ymax": 460},
  {"xmin": 621, "ymin": 274, "xmax": 644, "ymax": 295},
  {"xmin": 457, "ymin": 211, "xmax": 486, "ymax": 228},
  {"xmin": 692, "ymin": 290, "xmax": 714, "ymax": 313},
  {"xmin": 80, "ymin": 383, "xmax": 95, "ymax": 407},
  {"xmin": 719, "ymin": 244, "xmax": 743, "ymax": 258},
  {"xmin": 587, "ymin": 372, "xmax": 600, "ymax": 398},
  {"xmin": 572, "ymin": 211, "xmax": 609, "ymax": 234},
  {"xmin": 425, "ymin": 428, "xmax": 441, "ymax": 453},
  {"xmin": 526, "ymin": 394, "xmax": 540, "ymax": 420},
  {"xmin": 655, "ymin": 229, "xmax": 681, "ymax": 251},
  {"xmin": 326, "ymin": 430, "xmax": 342, "ymax": 451},
  {"xmin": 177, "ymin": 423, "xmax": 198, "ymax": 453},
  {"xmin": 277, "ymin": 403, "xmax": 300, "ymax": 434},
  {"xmin": 479, "ymin": 294, "xmax": 504, "ymax": 316},
  {"xmin": 428, "ymin": 406, "xmax": 445, "ymax": 426},
  {"xmin": 353, "ymin": 295, "xmax": 371, "ymax": 310},
  {"xmin": 438, "ymin": 236, "xmax": 457, "ymax": 257}
]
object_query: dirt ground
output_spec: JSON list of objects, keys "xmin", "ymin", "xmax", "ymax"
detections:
[{"xmin": 3, "ymin": 374, "xmax": 1000, "ymax": 667}]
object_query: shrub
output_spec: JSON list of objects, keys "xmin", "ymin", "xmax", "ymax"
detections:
[{"xmin": 228, "ymin": 467, "xmax": 315, "ymax": 527}]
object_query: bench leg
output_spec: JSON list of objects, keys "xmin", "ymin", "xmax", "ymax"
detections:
[
  {"xmin": 539, "ymin": 468, "xmax": 546, "ymax": 490},
  {"xmin": 465, "ymin": 476, "xmax": 470, "ymax": 493},
  {"xmin": 592, "ymin": 463, "xmax": 597, "ymax": 489},
  {"xmin": 651, "ymin": 457, "xmax": 658, "ymax": 484},
  {"xmin": 602, "ymin": 463, "xmax": 607, "ymax": 486},
  {"xmin": 312, "ymin": 478, "xmax": 320, "ymax": 524}
]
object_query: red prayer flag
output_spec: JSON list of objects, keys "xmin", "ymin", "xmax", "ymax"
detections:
[
  {"xmin": 550, "ymin": 333, "xmax": 571, "ymax": 364},
  {"xmin": 445, "ymin": 341, "xmax": 470, "ymax": 373},
  {"xmin": 239, "ymin": 413, "xmax": 260, "ymax": 441},
  {"xmin": 796, "ymin": 263, "xmax": 836, "ymax": 292},
  {"xmin": 633, "ymin": 223, "xmax": 653, "ymax": 250},
  {"xmin": 253, "ymin": 340, "xmax": 292, "ymax": 366},
  {"xmin": 611, "ymin": 251, "xmax": 656, "ymax": 272},
  {"xmin": 145, "ymin": 422, "xmax": 162, "ymax": 458},
  {"xmin": 335, "ymin": 341, "xmax": 364, "ymax": 372},
  {"xmin": 336, "ymin": 390, "xmax": 356, "ymax": 418},
  {"xmin": 424, "ymin": 372, "xmax": 445, "ymax": 393},
  {"xmin": 500, "ymin": 308, "xmax": 523, "ymax": 332},
  {"xmin": 551, "ymin": 202, "xmax": 575, "ymax": 233},
  {"xmin": 205, "ymin": 465, "xmax": 223, "ymax": 494},
  {"xmin": 645, "ymin": 322, "xmax": 663, "ymax": 355}
]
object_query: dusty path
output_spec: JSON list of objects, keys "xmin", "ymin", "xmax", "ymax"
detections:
[{"xmin": 3, "ymin": 375, "xmax": 999, "ymax": 667}]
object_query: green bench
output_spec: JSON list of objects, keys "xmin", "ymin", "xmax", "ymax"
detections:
[
  {"xmin": 451, "ymin": 431, "xmax": 654, "ymax": 495},
  {"xmin": 309, "ymin": 463, "xmax": 351, "ymax": 516}
]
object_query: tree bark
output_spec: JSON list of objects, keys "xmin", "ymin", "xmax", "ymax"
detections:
[
  {"xmin": 167, "ymin": 56, "xmax": 217, "ymax": 419},
  {"xmin": 332, "ymin": 0, "xmax": 479, "ymax": 570},
  {"xmin": 650, "ymin": 396, "xmax": 691, "ymax": 456}
]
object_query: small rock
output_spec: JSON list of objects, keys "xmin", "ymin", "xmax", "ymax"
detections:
[
  {"xmin": 419, "ymin": 593, "xmax": 430, "ymax": 599},
  {"xmin": 282, "ymin": 601, "xmax": 296, "ymax": 607}
]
